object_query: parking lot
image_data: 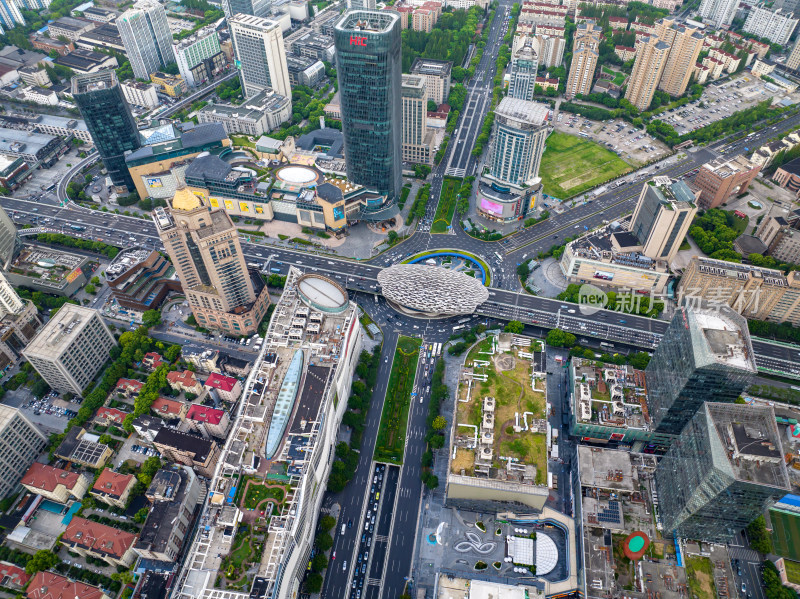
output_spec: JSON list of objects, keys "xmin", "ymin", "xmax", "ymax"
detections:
[
  {"xmin": 3, "ymin": 388, "xmax": 75, "ymax": 435},
  {"xmin": 660, "ymin": 75, "xmax": 797, "ymax": 136},
  {"xmin": 555, "ymin": 113, "xmax": 670, "ymax": 166}
]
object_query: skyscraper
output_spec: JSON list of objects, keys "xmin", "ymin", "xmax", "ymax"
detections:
[
  {"xmin": 0, "ymin": 0, "xmax": 24, "ymax": 30},
  {"xmin": 221, "ymin": 0, "xmax": 270, "ymax": 18},
  {"xmin": 118, "ymin": 0, "xmax": 175, "ymax": 80},
  {"xmin": 490, "ymin": 97, "xmax": 550, "ymax": 187},
  {"xmin": 334, "ymin": 10, "xmax": 402, "ymax": 201},
  {"xmin": 744, "ymin": 6, "xmax": 799, "ymax": 46},
  {"xmin": 401, "ymin": 74, "xmax": 432, "ymax": 165},
  {"xmin": 625, "ymin": 35, "xmax": 670, "ymax": 111},
  {"xmin": 348, "ymin": 0, "xmax": 376, "ymax": 8},
  {"xmin": 788, "ymin": 36, "xmax": 800, "ymax": 70},
  {"xmin": 0, "ymin": 272, "xmax": 24, "ymax": 319},
  {"xmin": 629, "ymin": 177, "xmax": 698, "ymax": 263},
  {"xmin": 173, "ymin": 26, "xmax": 223, "ymax": 88},
  {"xmin": 656, "ymin": 19, "xmax": 704, "ymax": 97},
  {"xmin": 655, "ymin": 403, "xmax": 790, "ymax": 542},
  {"xmin": 697, "ymin": 0, "xmax": 739, "ymax": 28},
  {"xmin": 72, "ymin": 71, "xmax": 141, "ymax": 191},
  {"xmin": 508, "ymin": 38, "xmax": 539, "ymax": 101},
  {"xmin": 153, "ymin": 186, "xmax": 270, "ymax": 335},
  {"xmin": 229, "ymin": 14, "xmax": 291, "ymax": 99},
  {"xmin": 565, "ymin": 22, "xmax": 601, "ymax": 99},
  {"xmin": 0, "ymin": 205, "xmax": 21, "ymax": 271},
  {"xmin": 645, "ymin": 304, "xmax": 757, "ymax": 437},
  {"xmin": 476, "ymin": 97, "xmax": 549, "ymax": 223},
  {"xmin": 0, "ymin": 405, "xmax": 47, "ymax": 499}
]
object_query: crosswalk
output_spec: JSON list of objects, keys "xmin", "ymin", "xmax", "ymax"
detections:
[{"xmin": 445, "ymin": 166, "xmax": 466, "ymax": 177}]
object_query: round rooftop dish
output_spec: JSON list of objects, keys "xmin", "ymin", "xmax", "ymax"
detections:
[
  {"xmin": 276, "ymin": 165, "xmax": 319, "ymax": 185},
  {"xmin": 535, "ymin": 533, "xmax": 559, "ymax": 575},
  {"xmin": 297, "ymin": 274, "xmax": 349, "ymax": 313},
  {"xmin": 377, "ymin": 263, "xmax": 490, "ymax": 317}
]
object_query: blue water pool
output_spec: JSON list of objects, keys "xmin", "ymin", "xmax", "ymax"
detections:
[{"xmin": 39, "ymin": 500, "xmax": 66, "ymax": 514}]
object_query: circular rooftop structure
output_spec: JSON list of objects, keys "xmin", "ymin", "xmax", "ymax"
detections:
[
  {"xmin": 275, "ymin": 165, "xmax": 320, "ymax": 185},
  {"xmin": 536, "ymin": 534, "xmax": 559, "ymax": 575},
  {"xmin": 377, "ymin": 264, "xmax": 490, "ymax": 317},
  {"xmin": 622, "ymin": 532, "xmax": 650, "ymax": 561},
  {"xmin": 297, "ymin": 274, "xmax": 349, "ymax": 313}
]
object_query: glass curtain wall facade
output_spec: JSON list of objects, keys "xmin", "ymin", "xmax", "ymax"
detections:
[
  {"xmin": 655, "ymin": 403, "xmax": 790, "ymax": 542},
  {"xmin": 222, "ymin": 0, "xmax": 271, "ymax": 17},
  {"xmin": 72, "ymin": 71, "xmax": 141, "ymax": 190},
  {"xmin": 644, "ymin": 305, "xmax": 756, "ymax": 436},
  {"xmin": 334, "ymin": 10, "xmax": 402, "ymax": 202}
]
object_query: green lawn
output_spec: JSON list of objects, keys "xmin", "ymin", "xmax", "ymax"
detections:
[
  {"xmin": 374, "ymin": 336, "xmax": 422, "ymax": 464},
  {"xmin": 685, "ymin": 556, "xmax": 717, "ymax": 599},
  {"xmin": 231, "ymin": 135, "xmax": 256, "ymax": 149},
  {"xmin": 539, "ymin": 132, "xmax": 632, "ymax": 199},
  {"xmin": 785, "ymin": 559, "xmax": 800, "ymax": 584},
  {"xmin": 724, "ymin": 209, "xmax": 750, "ymax": 236},
  {"xmin": 602, "ymin": 66, "xmax": 626, "ymax": 85},
  {"xmin": 243, "ymin": 483, "xmax": 285, "ymax": 510},
  {"xmin": 432, "ymin": 177, "xmax": 461, "ymax": 234}
]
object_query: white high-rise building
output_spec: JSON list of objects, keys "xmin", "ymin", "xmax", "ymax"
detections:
[
  {"xmin": 221, "ymin": 0, "xmax": 271, "ymax": 18},
  {"xmin": 490, "ymin": 97, "xmax": 550, "ymax": 187},
  {"xmin": 0, "ymin": 272, "xmax": 24, "ymax": 319},
  {"xmin": 697, "ymin": 0, "xmax": 739, "ymax": 28},
  {"xmin": 787, "ymin": 37, "xmax": 800, "ymax": 70},
  {"xmin": 508, "ymin": 38, "xmax": 539, "ymax": 101},
  {"xmin": 173, "ymin": 25, "xmax": 222, "ymax": 87},
  {"xmin": 229, "ymin": 14, "xmax": 291, "ymax": 99},
  {"xmin": 744, "ymin": 6, "xmax": 799, "ymax": 46},
  {"xmin": 348, "ymin": 0, "xmax": 376, "ymax": 8},
  {"xmin": 0, "ymin": 0, "xmax": 24, "ymax": 31},
  {"xmin": 118, "ymin": 0, "xmax": 176, "ymax": 80}
]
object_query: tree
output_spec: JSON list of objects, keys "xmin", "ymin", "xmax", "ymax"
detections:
[
  {"xmin": 84, "ymin": 284, "xmax": 96, "ymax": 294},
  {"xmin": 319, "ymin": 514, "xmax": 336, "ymax": 532},
  {"xmin": 314, "ymin": 532, "xmax": 333, "ymax": 551},
  {"xmin": 311, "ymin": 552, "xmax": 328, "ymax": 572},
  {"xmin": 133, "ymin": 507, "xmax": 149, "ymax": 523},
  {"xmin": 746, "ymin": 515, "xmax": 773, "ymax": 554},
  {"xmin": 546, "ymin": 329, "xmax": 576, "ymax": 348},
  {"xmin": 428, "ymin": 434, "xmax": 445, "ymax": 449},
  {"xmin": 137, "ymin": 457, "xmax": 162, "ymax": 487},
  {"xmin": 387, "ymin": 230, "xmax": 399, "ymax": 244},
  {"xmin": 427, "ymin": 99, "xmax": 438, "ymax": 111},
  {"xmin": 164, "ymin": 344, "xmax": 181, "ymax": 362},
  {"xmin": 431, "ymin": 415, "xmax": 447, "ymax": 430},
  {"xmin": 304, "ymin": 573, "xmax": 323, "ymax": 593},
  {"xmin": 142, "ymin": 309, "xmax": 162, "ymax": 328},
  {"xmin": 25, "ymin": 550, "xmax": 59, "ymax": 575},
  {"xmin": 424, "ymin": 474, "xmax": 439, "ymax": 489},
  {"xmin": 90, "ymin": 276, "xmax": 100, "ymax": 285},
  {"xmin": 504, "ymin": 320, "xmax": 524, "ymax": 334}
]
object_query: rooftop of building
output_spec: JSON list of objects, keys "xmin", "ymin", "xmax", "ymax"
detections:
[
  {"xmin": 198, "ymin": 89, "xmax": 290, "ymax": 119},
  {"xmin": 153, "ymin": 427, "xmax": 216, "ymax": 462},
  {"xmin": 105, "ymin": 247, "xmax": 155, "ymax": 281},
  {"xmin": 76, "ymin": 22, "xmax": 122, "ymax": 44},
  {"xmin": 151, "ymin": 397, "xmax": 185, "ymax": 417},
  {"xmin": 49, "ymin": 16, "xmax": 95, "ymax": 31},
  {"xmin": 687, "ymin": 305, "xmax": 756, "ymax": 372},
  {"xmin": 71, "ymin": 70, "xmax": 119, "ymax": 94},
  {"xmin": 94, "ymin": 407, "xmax": 127, "ymax": 423},
  {"xmin": 54, "ymin": 428, "xmax": 111, "ymax": 466},
  {"xmin": 27, "ymin": 571, "xmax": 105, "ymax": 599},
  {"xmin": 700, "ymin": 153, "xmax": 758, "ymax": 178},
  {"xmin": 186, "ymin": 404, "xmax": 225, "ymax": 425},
  {"xmin": 646, "ymin": 176, "xmax": 697, "ymax": 207},
  {"xmin": 125, "ymin": 122, "xmax": 227, "ymax": 164},
  {"xmin": 571, "ymin": 358, "xmax": 650, "ymax": 431},
  {"xmin": 62, "ymin": 516, "xmax": 136, "ymax": 558},
  {"xmin": 25, "ymin": 304, "xmax": 104, "ymax": 356},
  {"xmin": 567, "ymin": 221, "xmax": 668, "ymax": 273},
  {"xmin": 0, "ymin": 127, "xmax": 59, "ymax": 155},
  {"xmin": 55, "ymin": 48, "xmax": 112, "ymax": 70},
  {"xmin": 136, "ymin": 467, "xmax": 196, "ymax": 555},
  {"xmin": 410, "ymin": 56, "xmax": 452, "ymax": 75},
  {"xmin": 577, "ymin": 446, "xmax": 636, "ymax": 492},
  {"xmin": 205, "ymin": 372, "xmax": 238, "ymax": 392},
  {"xmin": 778, "ymin": 156, "xmax": 800, "ymax": 176},
  {"xmin": 0, "ymin": 46, "xmax": 47, "ymax": 69},
  {"xmin": 167, "ymin": 369, "xmax": 199, "ymax": 387},
  {"xmin": 495, "ymin": 96, "xmax": 550, "ymax": 127},
  {"xmin": 335, "ymin": 9, "xmax": 400, "ymax": 33},
  {"xmin": 295, "ymin": 128, "xmax": 344, "ymax": 158},
  {"xmin": 708, "ymin": 403, "xmax": 790, "ymax": 488},
  {"xmin": 688, "ymin": 255, "xmax": 792, "ymax": 286},
  {"xmin": 173, "ymin": 23, "xmax": 218, "ymax": 50},
  {"xmin": 92, "ymin": 469, "xmax": 135, "ymax": 498},
  {"xmin": 20, "ymin": 462, "xmax": 84, "ymax": 493}
]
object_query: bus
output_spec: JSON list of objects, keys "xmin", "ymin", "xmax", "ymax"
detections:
[
  {"xmin": 70, "ymin": 225, "xmax": 85, "ymax": 231},
  {"xmin": 600, "ymin": 341, "xmax": 613, "ymax": 348},
  {"xmin": 452, "ymin": 324, "xmax": 466, "ymax": 332},
  {"xmin": 270, "ymin": 267, "xmax": 282, "ymax": 273},
  {"xmin": 457, "ymin": 317, "xmax": 471, "ymax": 324},
  {"xmin": 495, "ymin": 252, "xmax": 503, "ymax": 261}
]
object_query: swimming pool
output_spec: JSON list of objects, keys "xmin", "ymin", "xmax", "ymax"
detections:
[{"xmin": 39, "ymin": 500, "xmax": 66, "ymax": 514}]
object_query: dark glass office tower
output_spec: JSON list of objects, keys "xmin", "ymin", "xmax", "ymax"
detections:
[
  {"xmin": 222, "ymin": 0, "xmax": 270, "ymax": 17},
  {"xmin": 645, "ymin": 304, "xmax": 757, "ymax": 437},
  {"xmin": 655, "ymin": 403, "xmax": 790, "ymax": 542},
  {"xmin": 72, "ymin": 71, "xmax": 141, "ymax": 191},
  {"xmin": 334, "ymin": 10, "xmax": 402, "ymax": 202}
]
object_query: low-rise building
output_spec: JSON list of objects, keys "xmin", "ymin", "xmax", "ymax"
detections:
[
  {"xmin": 30, "ymin": 115, "xmax": 92, "ymax": 143},
  {"xmin": 150, "ymin": 71, "xmax": 187, "ymax": 97},
  {"xmin": 18, "ymin": 66, "xmax": 50, "ymax": 87},
  {"xmin": 120, "ymin": 81, "xmax": 159, "ymax": 109},
  {"xmin": 93, "ymin": 407, "xmax": 127, "ymax": 427},
  {"xmin": 142, "ymin": 352, "xmax": 166, "ymax": 370},
  {"xmin": 29, "ymin": 35, "xmax": 74, "ymax": 56},
  {"xmin": 204, "ymin": 372, "xmax": 242, "ymax": 402},
  {"xmin": 774, "ymin": 156, "xmax": 800, "ymax": 196},
  {"xmin": 26, "ymin": 571, "xmax": 109, "ymax": 599},
  {"xmin": 132, "ymin": 414, "xmax": 164, "ymax": 443},
  {"xmin": 608, "ymin": 16, "xmax": 628, "ymax": 29},
  {"xmin": 283, "ymin": 26, "xmax": 335, "ymax": 62},
  {"xmin": 114, "ymin": 378, "xmax": 143, "ymax": 398},
  {"xmin": 0, "ymin": 127, "xmax": 69, "ymax": 168},
  {"xmin": 48, "ymin": 16, "xmax": 96, "ymax": 41},
  {"xmin": 20, "ymin": 462, "xmax": 90, "ymax": 502},
  {"xmin": 152, "ymin": 428, "xmax": 221, "ymax": 478},
  {"xmin": 197, "ymin": 89, "xmax": 291, "ymax": 137},
  {"xmin": 80, "ymin": 6, "xmax": 120, "ymax": 22},
  {"xmin": 134, "ymin": 465, "xmax": 202, "ymax": 561},
  {"xmin": 91, "ymin": 470, "xmax": 136, "ymax": 508},
  {"xmin": 614, "ymin": 45, "xmax": 636, "ymax": 61},
  {"xmin": 410, "ymin": 57, "xmax": 452, "ymax": 105},
  {"xmin": 0, "ymin": 154, "xmax": 31, "ymax": 191},
  {"xmin": 186, "ymin": 404, "xmax": 230, "ymax": 439},
  {"xmin": 694, "ymin": 154, "xmax": 760, "ymax": 209},
  {"xmin": 167, "ymin": 370, "xmax": 203, "ymax": 395},
  {"xmin": 285, "ymin": 53, "xmax": 325, "ymax": 88},
  {"xmin": 151, "ymin": 396, "xmax": 188, "ymax": 420},
  {"xmin": 55, "ymin": 48, "xmax": 117, "ymax": 74},
  {"xmin": 182, "ymin": 344, "xmax": 219, "ymax": 373},
  {"xmin": 105, "ymin": 248, "xmax": 180, "ymax": 312},
  {"xmin": 75, "ymin": 23, "xmax": 125, "ymax": 53},
  {"xmin": 0, "ymin": 562, "xmax": 29, "ymax": 589},
  {"xmin": 757, "ymin": 211, "xmax": 800, "ymax": 263},
  {"xmin": 54, "ymin": 427, "xmax": 113, "ymax": 469},
  {"xmin": 61, "ymin": 516, "xmax": 138, "ymax": 567}
]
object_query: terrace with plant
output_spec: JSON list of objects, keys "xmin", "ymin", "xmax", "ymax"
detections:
[
  {"xmin": 451, "ymin": 335, "xmax": 548, "ymax": 485},
  {"xmin": 571, "ymin": 358, "xmax": 649, "ymax": 430}
]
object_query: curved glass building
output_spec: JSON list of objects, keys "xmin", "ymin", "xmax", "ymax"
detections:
[{"xmin": 265, "ymin": 349, "xmax": 304, "ymax": 459}]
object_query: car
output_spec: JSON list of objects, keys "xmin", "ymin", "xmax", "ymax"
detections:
[
  {"xmin": 348, "ymin": 519, "xmax": 353, "ymax": 529},
  {"xmin": 343, "ymin": 560, "xmax": 347, "ymax": 571},
  {"xmin": 332, "ymin": 551, "xmax": 336, "ymax": 560}
]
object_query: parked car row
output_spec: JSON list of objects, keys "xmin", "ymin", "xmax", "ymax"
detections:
[{"xmin": 131, "ymin": 444, "xmax": 160, "ymax": 457}]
